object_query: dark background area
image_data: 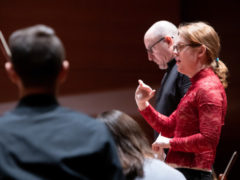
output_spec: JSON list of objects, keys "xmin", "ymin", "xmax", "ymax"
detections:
[{"xmin": 0, "ymin": 0, "xmax": 239, "ymax": 179}]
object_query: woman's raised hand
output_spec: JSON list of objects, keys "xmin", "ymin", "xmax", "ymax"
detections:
[{"xmin": 135, "ymin": 79, "xmax": 156, "ymax": 110}]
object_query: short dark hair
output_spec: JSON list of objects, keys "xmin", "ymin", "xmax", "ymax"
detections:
[{"xmin": 9, "ymin": 24, "xmax": 65, "ymax": 88}]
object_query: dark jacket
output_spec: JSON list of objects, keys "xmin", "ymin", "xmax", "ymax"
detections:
[
  {"xmin": 0, "ymin": 94, "xmax": 124, "ymax": 180},
  {"xmin": 155, "ymin": 59, "xmax": 191, "ymax": 116}
]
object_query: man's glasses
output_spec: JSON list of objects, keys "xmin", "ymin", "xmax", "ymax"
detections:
[
  {"xmin": 173, "ymin": 43, "xmax": 201, "ymax": 53},
  {"xmin": 146, "ymin": 37, "xmax": 165, "ymax": 53}
]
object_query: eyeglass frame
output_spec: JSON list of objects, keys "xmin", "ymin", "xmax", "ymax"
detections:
[
  {"xmin": 146, "ymin": 37, "xmax": 165, "ymax": 53},
  {"xmin": 173, "ymin": 43, "xmax": 201, "ymax": 53}
]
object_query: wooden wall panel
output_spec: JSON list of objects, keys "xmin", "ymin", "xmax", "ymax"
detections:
[{"xmin": 0, "ymin": 0, "xmax": 180, "ymax": 102}]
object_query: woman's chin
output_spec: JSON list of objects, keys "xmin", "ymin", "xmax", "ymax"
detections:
[{"xmin": 177, "ymin": 68, "xmax": 189, "ymax": 77}]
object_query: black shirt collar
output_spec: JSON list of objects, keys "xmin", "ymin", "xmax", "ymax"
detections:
[
  {"xmin": 17, "ymin": 94, "xmax": 59, "ymax": 107},
  {"xmin": 167, "ymin": 59, "xmax": 176, "ymax": 71}
]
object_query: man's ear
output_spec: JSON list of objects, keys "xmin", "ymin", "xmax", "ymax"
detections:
[
  {"xmin": 5, "ymin": 61, "xmax": 20, "ymax": 84},
  {"xmin": 58, "ymin": 60, "xmax": 69, "ymax": 84},
  {"xmin": 165, "ymin": 36, "xmax": 174, "ymax": 47}
]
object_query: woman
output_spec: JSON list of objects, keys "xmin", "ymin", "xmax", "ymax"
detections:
[
  {"xmin": 97, "ymin": 110, "xmax": 186, "ymax": 180},
  {"xmin": 135, "ymin": 22, "xmax": 228, "ymax": 180}
]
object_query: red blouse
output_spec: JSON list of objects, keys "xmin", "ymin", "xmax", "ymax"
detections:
[{"xmin": 140, "ymin": 68, "xmax": 227, "ymax": 170}]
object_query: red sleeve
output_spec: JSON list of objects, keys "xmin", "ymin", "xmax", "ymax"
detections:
[
  {"xmin": 170, "ymin": 88, "xmax": 225, "ymax": 153},
  {"xmin": 140, "ymin": 105, "xmax": 176, "ymax": 138}
]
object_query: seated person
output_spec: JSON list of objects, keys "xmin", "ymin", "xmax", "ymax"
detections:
[
  {"xmin": 0, "ymin": 24, "xmax": 124, "ymax": 179},
  {"xmin": 97, "ymin": 110, "xmax": 185, "ymax": 180}
]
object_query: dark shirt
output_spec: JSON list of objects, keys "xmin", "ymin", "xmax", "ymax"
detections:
[
  {"xmin": 155, "ymin": 59, "xmax": 191, "ymax": 116},
  {"xmin": 0, "ymin": 94, "xmax": 124, "ymax": 180}
]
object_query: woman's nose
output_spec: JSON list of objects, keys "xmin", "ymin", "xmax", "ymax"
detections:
[{"xmin": 173, "ymin": 48, "xmax": 179, "ymax": 57}]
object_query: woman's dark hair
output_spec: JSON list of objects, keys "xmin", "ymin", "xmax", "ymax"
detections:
[{"xmin": 97, "ymin": 110, "xmax": 153, "ymax": 180}]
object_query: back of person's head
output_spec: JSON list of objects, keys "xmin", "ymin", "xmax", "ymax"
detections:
[
  {"xmin": 178, "ymin": 21, "xmax": 228, "ymax": 88},
  {"xmin": 97, "ymin": 110, "xmax": 153, "ymax": 180},
  {"xmin": 144, "ymin": 20, "xmax": 178, "ymax": 41},
  {"xmin": 9, "ymin": 24, "xmax": 65, "ymax": 88}
]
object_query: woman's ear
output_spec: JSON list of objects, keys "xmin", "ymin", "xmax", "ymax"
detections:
[
  {"xmin": 197, "ymin": 45, "xmax": 207, "ymax": 59},
  {"xmin": 5, "ymin": 61, "xmax": 20, "ymax": 84}
]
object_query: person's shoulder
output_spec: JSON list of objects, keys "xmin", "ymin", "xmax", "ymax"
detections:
[
  {"xmin": 144, "ymin": 158, "xmax": 175, "ymax": 172},
  {"xmin": 51, "ymin": 106, "xmax": 113, "ymax": 147},
  {"xmin": 57, "ymin": 106, "xmax": 106, "ymax": 128},
  {"xmin": 197, "ymin": 72, "xmax": 224, "ymax": 92},
  {"xmin": 142, "ymin": 158, "xmax": 186, "ymax": 180},
  {"xmin": 0, "ymin": 109, "xmax": 19, "ymax": 124},
  {"xmin": 195, "ymin": 78, "xmax": 225, "ymax": 105},
  {"xmin": 57, "ymin": 106, "xmax": 94, "ymax": 120}
]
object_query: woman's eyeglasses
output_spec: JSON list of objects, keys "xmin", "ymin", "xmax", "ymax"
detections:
[{"xmin": 173, "ymin": 43, "xmax": 201, "ymax": 53}]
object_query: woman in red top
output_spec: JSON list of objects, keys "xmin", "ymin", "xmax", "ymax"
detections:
[{"xmin": 135, "ymin": 22, "xmax": 228, "ymax": 180}]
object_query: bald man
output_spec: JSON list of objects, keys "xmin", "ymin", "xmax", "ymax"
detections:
[{"xmin": 144, "ymin": 21, "xmax": 191, "ymax": 138}]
